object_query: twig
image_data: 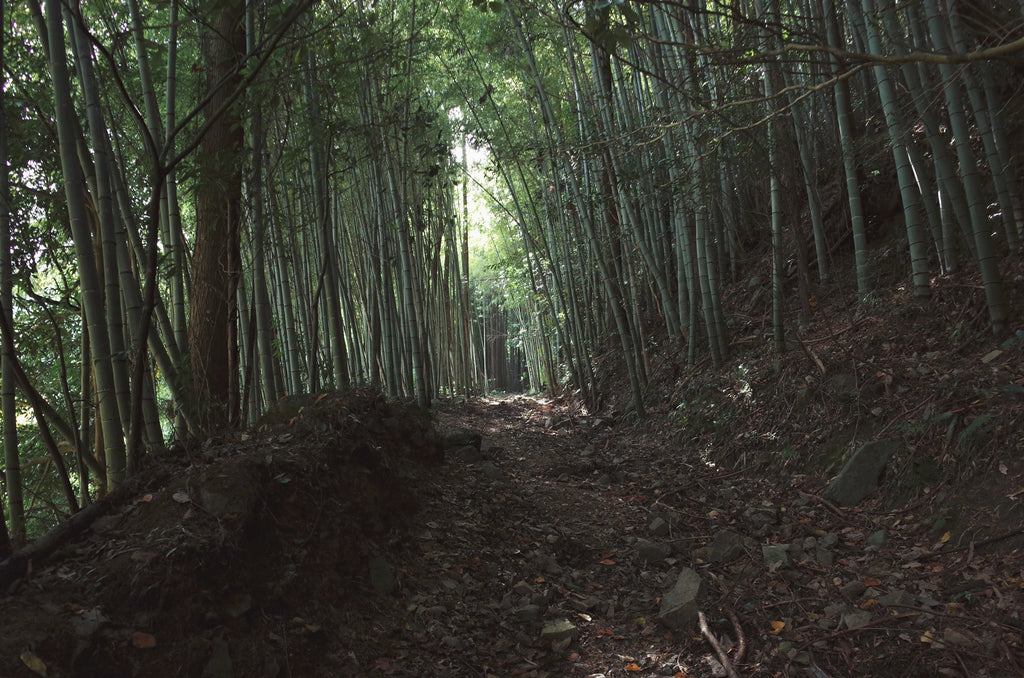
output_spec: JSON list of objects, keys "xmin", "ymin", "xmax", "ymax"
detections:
[
  {"xmin": 798, "ymin": 490, "xmax": 855, "ymax": 524},
  {"xmin": 919, "ymin": 526, "xmax": 1024, "ymax": 560},
  {"xmin": 727, "ymin": 609, "xmax": 747, "ymax": 665},
  {"xmin": 699, "ymin": 610, "xmax": 740, "ymax": 678}
]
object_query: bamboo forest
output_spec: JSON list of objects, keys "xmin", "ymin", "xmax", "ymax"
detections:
[{"xmin": 1, "ymin": 1, "xmax": 1023, "ymax": 676}]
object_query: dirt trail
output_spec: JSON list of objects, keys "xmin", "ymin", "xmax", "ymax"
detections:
[
  {"xmin": 2, "ymin": 393, "xmax": 1021, "ymax": 677},
  {"xmin": 362, "ymin": 396, "xmax": 1024, "ymax": 678}
]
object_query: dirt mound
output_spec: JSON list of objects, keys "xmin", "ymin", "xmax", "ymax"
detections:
[{"xmin": 0, "ymin": 390, "xmax": 442, "ymax": 678}]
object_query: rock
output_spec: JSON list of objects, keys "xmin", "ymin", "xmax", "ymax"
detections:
[
  {"xmin": 512, "ymin": 580, "xmax": 535, "ymax": 596},
  {"xmin": 842, "ymin": 610, "xmax": 873, "ymax": 629},
  {"xmin": 840, "ymin": 580, "xmax": 867, "ymax": 598},
  {"xmin": 709, "ymin": 531, "xmax": 746, "ymax": 563},
  {"xmin": 197, "ymin": 464, "xmax": 261, "ymax": 520},
  {"xmin": 648, "ymin": 516, "xmax": 671, "ymax": 537},
  {"xmin": 762, "ymin": 544, "xmax": 789, "ymax": 568},
  {"xmin": 369, "ymin": 556, "xmax": 397, "ymax": 595},
  {"xmin": 637, "ymin": 540, "xmax": 672, "ymax": 563},
  {"xmin": 202, "ymin": 637, "xmax": 232, "ymax": 678},
  {"xmin": 820, "ymin": 603, "xmax": 846, "ymax": 628},
  {"xmin": 866, "ymin": 530, "xmax": 888, "ymax": 548},
  {"xmin": 878, "ymin": 589, "xmax": 914, "ymax": 608},
  {"xmin": 477, "ymin": 461, "xmax": 505, "ymax": 482},
  {"xmin": 514, "ymin": 604, "xmax": 543, "ymax": 622},
  {"xmin": 744, "ymin": 505, "xmax": 778, "ymax": 529},
  {"xmin": 823, "ymin": 439, "xmax": 904, "ymax": 507},
  {"xmin": 657, "ymin": 568, "xmax": 704, "ymax": 629},
  {"xmin": 444, "ymin": 430, "xmax": 482, "ymax": 451},
  {"xmin": 540, "ymin": 619, "xmax": 578, "ymax": 641},
  {"xmin": 827, "ymin": 373, "xmax": 859, "ymax": 402},
  {"xmin": 452, "ymin": 445, "xmax": 483, "ymax": 462}
]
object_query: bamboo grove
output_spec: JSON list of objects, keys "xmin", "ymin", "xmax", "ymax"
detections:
[{"xmin": 1, "ymin": 0, "xmax": 1022, "ymax": 544}]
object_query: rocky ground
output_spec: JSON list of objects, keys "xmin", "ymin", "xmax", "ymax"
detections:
[{"xmin": 1, "ymin": 376, "xmax": 1023, "ymax": 677}]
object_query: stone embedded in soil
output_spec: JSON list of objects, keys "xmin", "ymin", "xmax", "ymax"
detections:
[
  {"xmin": 648, "ymin": 516, "xmax": 670, "ymax": 537},
  {"xmin": 824, "ymin": 438, "xmax": 904, "ymax": 507},
  {"xmin": 843, "ymin": 610, "xmax": 873, "ymax": 629},
  {"xmin": 637, "ymin": 540, "xmax": 672, "ymax": 563},
  {"xmin": 827, "ymin": 373, "xmax": 859, "ymax": 402},
  {"xmin": 514, "ymin": 604, "xmax": 543, "ymax": 622},
  {"xmin": 478, "ymin": 461, "xmax": 506, "ymax": 482},
  {"xmin": 512, "ymin": 580, "xmax": 535, "ymax": 596},
  {"xmin": 452, "ymin": 444, "xmax": 484, "ymax": 462},
  {"xmin": 866, "ymin": 530, "xmax": 888, "ymax": 548},
  {"xmin": 709, "ymin": 530, "xmax": 746, "ymax": 563},
  {"xmin": 840, "ymin": 580, "xmax": 867, "ymax": 598},
  {"xmin": 444, "ymin": 430, "xmax": 482, "ymax": 451},
  {"xmin": 658, "ymin": 568, "xmax": 704, "ymax": 629},
  {"xmin": 878, "ymin": 589, "xmax": 915, "ymax": 608},
  {"xmin": 540, "ymin": 618, "xmax": 578, "ymax": 641},
  {"xmin": 762, "ymin": 544, "xmax": 789, "ymax": 568}
]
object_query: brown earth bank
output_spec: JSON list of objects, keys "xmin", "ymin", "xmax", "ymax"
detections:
[{"xmin": 1, "ymin": 271, "xmax": 1024, "ymax": 678}]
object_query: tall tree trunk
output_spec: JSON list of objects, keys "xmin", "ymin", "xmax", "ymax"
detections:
[
  {"xmin": 824, "ymin": 0, "xmax": 870, "ymax": 297},
  {"xmin": 189, "ymin": 0, "xmax": 246, "ymax": 432},
  {"xmin": 45, "ymin": 0, "xmax": 127, "ymax": 488},
  {"xmin": 855, "ymin": 0, "xmax": 931, "ymax": 298},
  {"xmin": 0, "ymin": 10, "xmax": 22, "ymax": 546}
]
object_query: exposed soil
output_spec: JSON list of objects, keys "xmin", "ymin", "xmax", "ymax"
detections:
[{"xmin": 2, "ymin": 269, "xmax": 1024, "ymax": 678}]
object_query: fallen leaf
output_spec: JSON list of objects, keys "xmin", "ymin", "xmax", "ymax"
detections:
[
  {"xmin": 131, "ymin": 631, "xmax": 157, "ymax": 649},
  {"xmin": 624, "ymin": 663, "xmax": 642, "ymax": 672},
  {"xmin": 136, "ymin": 494, "xmax": 154, "ymax": 504},
  {"xmin": 863, "ymin": 577, "xmax": 882, "ymax": 587},
  {"xmin": 20, "ymin": 650, "xmax": 47, "ymax": 676},
  {"xmin": 600, "ymin": 559, "xmax": 616, "ymax": 566},
  {"xmin": 940, "ymin": 532, "xmax": 951, "ymax": 544},
  {"xmin": 769, "ymin": 620, "xmax": 785, "ymax": 635}
]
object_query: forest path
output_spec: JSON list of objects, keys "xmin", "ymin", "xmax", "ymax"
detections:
[
  {"xmin": 2, "ymin": 392, "xmax": 1020, "ymax": 677},
  {"xmin": 340, "ymin": 395, "xmax": 733, "ymax": 678},
  {"xmin": 345, "ymin": 395, "xmax": 1024, "ymax": 678}
]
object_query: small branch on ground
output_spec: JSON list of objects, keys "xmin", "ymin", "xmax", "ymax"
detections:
[{"xmin": 699, "ymin": 610, "xmax": 740, "ymax": 678}]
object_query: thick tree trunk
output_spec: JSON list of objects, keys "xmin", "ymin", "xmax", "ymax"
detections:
[{"xmin": 189, "ymin": 0, "xmax": 246, "ymax": 432}]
